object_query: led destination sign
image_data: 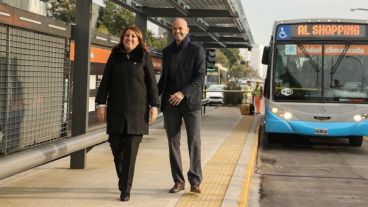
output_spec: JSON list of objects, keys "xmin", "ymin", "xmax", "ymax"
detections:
[
  {"xmin": 297, "ymin": 24, "xmax": 363, "ymax": 36},
  {"xmin": 276, "ymin": 24, "xmax": 367, "ymax": 40}
]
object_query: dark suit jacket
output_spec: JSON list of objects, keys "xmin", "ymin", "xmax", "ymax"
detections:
[
  {"xmin": 157, "ymin": 40, "xmax": 206, "ymax": 111},
  {"xmin": 95, "ymin": 44, "xmax": 160, "ymax": 135}
]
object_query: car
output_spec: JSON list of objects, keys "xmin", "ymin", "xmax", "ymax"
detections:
[{"xmin": 206, "ymin": 84, "xmax": 226, "ymax": 104}]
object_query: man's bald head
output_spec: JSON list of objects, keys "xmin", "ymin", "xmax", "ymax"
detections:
[{"xmin": 172, "ymin": 18, "xmax": 189, "ymax": 45}]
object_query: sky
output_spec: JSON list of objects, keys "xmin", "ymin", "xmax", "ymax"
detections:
[{"xmin": 243, "ymin": 0, "xmax": 368, "ymax": 46}]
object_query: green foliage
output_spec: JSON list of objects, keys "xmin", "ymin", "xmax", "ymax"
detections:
[
  {"xmin": 231, "ymin": 64, "xmax": 246, "ymax": 78},
  {"xmin": 220, "ymin": 48, "xmax": 241, "ymax": 67},
  {"xmin": 48, "ymin": 0, "xmax": 135, "ymax": 36},
  {"xmin": 243, "ymin": 66, "xmax": 261, "ymax": 79},
  {"xmin": 223, "ymin": 82, "xmax": 243, "ymax": 105},
  {"xmin": 147, "ymin": 31, "xmax": 167, "ymax": 50},
  {"xmin": 47, "ymin": 0, "xmax": 168, "ymax": 50},
  {"xmin": 96, "ymin": 0, "xmax": 134, "ymax": 36},
  {"xmin": 48, "ymin": 0, "xmax": 76, "ymax": 23},
  {"xmin": 215, "ymin": 49, "xmax": 229, "ymax": 68},
  {"xmin": 96, "ymin": 24, "xmax": 109, "ymax": 34}
]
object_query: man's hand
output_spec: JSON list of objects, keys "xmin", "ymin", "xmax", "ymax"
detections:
[
  {"xmin": 96, "ymin": 107, "xmax": 106, "ymax": 124},
  {"xmin": 149, "ymin": 107, "xmax": 158, "ymax": 123},
  {"xmin": 169, "ymin": 91, "xmax": 184, "ymax": 106}
]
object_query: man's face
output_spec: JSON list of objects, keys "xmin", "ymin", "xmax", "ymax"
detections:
[{"xmin": 172, "ymin": 19, "xmax": 189, "ymax": 44}]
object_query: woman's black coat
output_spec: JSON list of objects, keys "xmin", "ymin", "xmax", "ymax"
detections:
[{"xmin": 95, "ymin": 45, "xmax": 160, "ymax": 135}]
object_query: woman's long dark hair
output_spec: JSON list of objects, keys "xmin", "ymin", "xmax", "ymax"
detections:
[{"xmin": 120, "ymin": 26, "xmax": 149, "ymax": 52}]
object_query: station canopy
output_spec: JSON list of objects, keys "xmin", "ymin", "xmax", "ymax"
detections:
[{"xmin": 111, "ymin": 0, "xmax": 254, "ymax": 49}]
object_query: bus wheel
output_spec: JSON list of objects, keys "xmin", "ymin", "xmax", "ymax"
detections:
[
  {"xmin": 267, "ymin": 133, "xmax": 279, "ymax": 143},
  {"xmin": 348, "ymin": 136, "xmax": 363, "ymax": 147}
]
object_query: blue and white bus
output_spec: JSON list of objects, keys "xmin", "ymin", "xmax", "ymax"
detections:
[{"xmin": 261, "ymin": 19, "xmax": 368, "ymax": 146}]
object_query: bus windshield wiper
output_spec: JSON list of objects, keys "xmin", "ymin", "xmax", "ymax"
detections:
[
  {"xmin": 297, "ymin": 42, "xmax": 320, "ymax": 72},
  {"xmin": 330, "ymin": 42, "xmax": 351, "ymax": 75}
]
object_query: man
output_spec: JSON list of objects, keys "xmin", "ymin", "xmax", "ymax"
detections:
[
  {"xmin": 244, "ymin": 81, "xmax": 253, "ymax": 104},
  {"xmin": 158, "ymin": 18, "xmax": 206, "ymax": 194}
]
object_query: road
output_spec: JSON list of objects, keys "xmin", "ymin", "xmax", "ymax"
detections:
[{"xmin": 254, "ymin": 129, "xmax": 368, "ymax": 207}]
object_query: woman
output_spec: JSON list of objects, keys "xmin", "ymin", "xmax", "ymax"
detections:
[{"xmin": 95, "ymin": 26, "xmax": 159, "ymax": 202}]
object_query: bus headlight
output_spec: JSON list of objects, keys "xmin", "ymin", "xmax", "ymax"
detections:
[
  {"xmin": 272, "ymin": 107, "xmax": 292, "ymax": 120},
  {"xmin": 283, "ymin": 112, "xmax": 292, "ymax": 120},
  {"xmin": 272, "ymin": 107, "xmax": 279, "ymax": 113},
  {"xmin": 354, "ymin": 113, "xmax": 368, "ymax": 122},
  {"xmin": 354, "ymin": 115, "xmax": 362, "ymax": 122}
]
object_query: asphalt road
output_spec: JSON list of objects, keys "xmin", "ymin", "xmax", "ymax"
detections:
[{"xmin": 254, "ymin": 129, "xmax": 368, "ymax": 207}]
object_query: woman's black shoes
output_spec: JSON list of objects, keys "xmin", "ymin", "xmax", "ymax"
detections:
[{"xmin": 120, "ymin": 192, "xmax": 130, "ymax": 202}]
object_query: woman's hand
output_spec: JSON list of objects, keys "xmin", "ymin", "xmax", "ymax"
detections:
[
  {"xmin": 149, "ymin": 107, "xmax": 158, "ymax": 124},
  {"xmin": 96, "ymin": 107, "xmax": 106, "ymax": 124}
]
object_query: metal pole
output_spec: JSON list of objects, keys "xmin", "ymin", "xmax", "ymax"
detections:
[
  {"xmin": 135, "ymin": 14, "xmax": 148, "ymax": 41},
  {"xmin": 70, "ymin": 0, "xmax": 92, "ymax": 169}
]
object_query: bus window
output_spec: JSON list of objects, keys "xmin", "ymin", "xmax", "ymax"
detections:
[
  {"xmin": 323, "ymin": 45, "xmax": 368, "ymax": 102},
  {"xmin": 299, "ymin": 60, "xmax": 319, "ymax": 88},
  {"xmin": 273, "ymin": 44, "xmax": 321, "ymax": 101}
]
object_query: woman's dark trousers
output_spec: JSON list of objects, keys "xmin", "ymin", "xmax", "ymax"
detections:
[{"xmin": 108, "ymin": 133, "xmax": 142, "ymax": 195}]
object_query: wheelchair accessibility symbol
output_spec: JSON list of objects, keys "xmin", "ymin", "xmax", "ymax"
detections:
[{"xmin": 278, "ymin": 27, "xmax": 288, "ymax": 39}]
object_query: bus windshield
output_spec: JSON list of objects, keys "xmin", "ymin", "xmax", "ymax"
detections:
[{"xmin": 273, "ymin": 43, "xmax": 368, "ymax": 103}]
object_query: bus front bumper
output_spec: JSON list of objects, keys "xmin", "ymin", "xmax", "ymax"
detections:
[{"xmin": 264, "ymin": 109, "xmax": 368, "ymax": 136}]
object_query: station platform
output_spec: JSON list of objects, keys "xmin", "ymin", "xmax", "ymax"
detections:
[{"xmin": 0, "ymin": 107, "xmax": 260, "ymax": 207}]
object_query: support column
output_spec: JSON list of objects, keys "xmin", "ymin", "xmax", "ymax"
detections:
[
  {"xmin": 135, "ymin": 14, "xmax": 147, "ymax": 41},
  {"xmin": 70, "ymin": 0, "xmax": 92, "ymax": 169},
  {"xmin": 167, "ymin": 28, "xmax": 173, "ymax": 44}
]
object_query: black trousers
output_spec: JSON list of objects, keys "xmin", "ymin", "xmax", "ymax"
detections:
[{"xmin": 108, "ymin": 133, "xmax": 142, "ymax": 194}]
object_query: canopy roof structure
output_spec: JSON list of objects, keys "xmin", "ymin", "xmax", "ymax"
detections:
[{"xmin": 111, "ymin": 0, "xmax": 254, "ymax": 49}]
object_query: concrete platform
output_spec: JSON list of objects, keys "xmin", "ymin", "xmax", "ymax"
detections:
[{"xmin": 0, "ymin": 107, "xmax": 260, "ymax": 207}]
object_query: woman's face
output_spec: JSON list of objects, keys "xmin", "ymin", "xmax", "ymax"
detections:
[{"xmin": 123, "ymin": 29, "xmax": 139, "ymax": 52}]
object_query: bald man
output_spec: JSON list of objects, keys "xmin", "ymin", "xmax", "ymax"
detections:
[{"xmin": 158, "ymin": 18, "xmax": 206, "ymax": 194}]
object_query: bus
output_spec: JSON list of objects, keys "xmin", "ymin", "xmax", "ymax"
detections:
[{"xmin": 261, "ymin": 19, "xmax": 368, "ymax": 146}]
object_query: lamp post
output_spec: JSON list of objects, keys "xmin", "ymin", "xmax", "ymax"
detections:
[{"xmin": 350, "ymin": 8, "xmax": 368, "ymax": 12}]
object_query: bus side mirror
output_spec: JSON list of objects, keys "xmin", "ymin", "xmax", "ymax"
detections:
[{"xmin": 262, "ymin": 46, "xmax": 270, "ymax": 65}]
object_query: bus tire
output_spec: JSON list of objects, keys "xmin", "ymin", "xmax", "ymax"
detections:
[
  {"xmin": 267, "ymin": 133, "xmax": 279, "ymax": 143},
  {"xmin": 348, "ymin": 136, "xmax": 363, "ymax": 147}
]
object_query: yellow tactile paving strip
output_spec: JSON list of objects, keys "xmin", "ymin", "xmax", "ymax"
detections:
[
  {"xmin": 176, "ymin": 116, "xmax": 253, "ymax": 207},
  {"xmin": 237, "ymin": 121, "xmax": 260, "ymax": 207}
]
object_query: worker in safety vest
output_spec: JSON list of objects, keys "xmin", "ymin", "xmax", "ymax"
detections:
[
  {"xmin": 244, "ymin": 81, "xmax": 253, "ymax": 104},
  {"xmin": 253, "ymin": 81, "xmax": 263, "ymax": 114}
]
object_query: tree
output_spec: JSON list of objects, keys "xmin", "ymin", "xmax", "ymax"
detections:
[
  {"xmin": 47, "ymin": 0, "xmax": 76, "ymax": 23},
  {"xmin": 47, "ymin": 0, "xmax": 168, "ymax": 50},
  {"xmin": 96, "ymin": 0, "xmax": 134, "ymax": 36},
  {"xmin": 243, "ymin": 66, "xmax": 261, "ymax": 79},
  {"xmin": 220, "ymin": 48, "xmax": 241, "ymax": 67},
  {"xmin": 146, "ymin": 30, "xmax": 167, "ymax": 50},
  {"xmin": 48, "ymin": 0, "xmax": 134, "ymax": 36},
  {"xmin": 215, "ymin": 49, "xmax": 229, "ymax": 68}
]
